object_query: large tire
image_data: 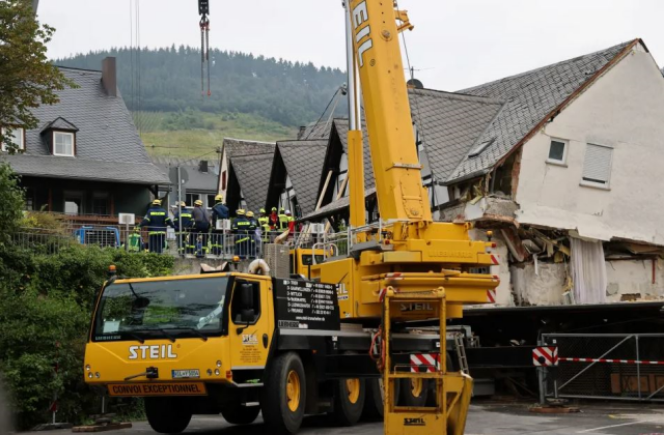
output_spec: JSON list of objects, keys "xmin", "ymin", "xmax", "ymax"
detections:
[
  {"xmin": 221, "ymin": 404, "xmax": 260, "ymax": 425},
  {"xmin": 362, "ymin": 378, "xmax": 384, "ymax": 420},
  {"xmin": 330, "ymin": 377, "xmax": 366, "ymax": 426},
  {"xmin": 145, "ymin": 397, "xmax": 192, "ymax": 434},
  {"xmin": 399, "ymin": 378, "xmax": 428, "ymax": 407},
  {"xmin": 260, "ymin": 352, "xmax": 306, "ymax": 434}
]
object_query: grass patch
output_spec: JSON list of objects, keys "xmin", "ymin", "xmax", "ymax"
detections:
[{"xmin": 134, "ymin": 111, "xmax": 296, "ymax": 159}]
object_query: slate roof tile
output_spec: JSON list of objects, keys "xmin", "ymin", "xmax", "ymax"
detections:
[
  {"xmin": 446, "ymin": 40, "xmax": 634, "ymax": 182},
  {"xmin": 276, "ymin": 139, "xmax": 329, "ymax": 216},
  {"xmin": 229, "ymin": 152, "xmax": 275, "ymax": 214},
  {"xmin": 5, "ymin": 67, "xmax": 169, "ymax": 185}
]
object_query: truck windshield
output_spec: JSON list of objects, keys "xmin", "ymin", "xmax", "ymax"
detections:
[{"xmin": 92, "ymin": 277, "xmax": 231, "ymax": 342}]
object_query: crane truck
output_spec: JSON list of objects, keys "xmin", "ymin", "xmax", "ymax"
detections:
[{"xmin": 84, "ymin": 1, "xmax": 500, "ymax": 434}]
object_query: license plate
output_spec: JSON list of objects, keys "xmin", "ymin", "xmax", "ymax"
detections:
[
  {"xmin": 172, "ymin": 369, "xmax": 200, "ymax": 379},
  {"xmin": 108, "ymin": 382, "xmax": 207, "ymax": 397}
]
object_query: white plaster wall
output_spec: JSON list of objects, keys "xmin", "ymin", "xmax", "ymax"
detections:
[
  {"xmin": 515, "ymin": 46, "xmax": 664, "ymax": 246},
  {"xmin": 606, "ymin": 258, "xmax": 664, "ymax": 301},
  {"xmin": 511, "ymin": 262, "xmax": 570, "ymax": 306}
]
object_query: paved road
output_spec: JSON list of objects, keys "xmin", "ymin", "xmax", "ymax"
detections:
[{"xmin": 26, "ymin": 401, "xmax": 664, "ymax": 435}]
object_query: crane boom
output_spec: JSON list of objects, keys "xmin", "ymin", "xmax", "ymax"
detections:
[{"xmin": 349, "ymin": 0, "xmax": 431, "ymax": 223}]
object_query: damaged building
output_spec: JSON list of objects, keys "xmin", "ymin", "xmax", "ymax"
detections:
[{"xmin": 435, "ymin": 39, "xmax": 664, "ymax": 306}]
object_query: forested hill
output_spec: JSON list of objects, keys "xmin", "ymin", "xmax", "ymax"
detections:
[{"xmin": 54, "ymin": 47, "xmax": 346, "ymax": 127}]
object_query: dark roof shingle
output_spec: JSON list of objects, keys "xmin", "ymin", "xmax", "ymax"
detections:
[
  {"xmin": 276, "ymin": 139, "xmax": 328, "ymax": 216},
  {"xmin": 446, "ymin": 40, "xmax": 634, "ymax": 182},
  {"xmin": 6, "ymin": 67, "xmax": 169, "ymax": 185},
  {"xmin": 229, "ymin": 152, "xmax": 275, "ymax": 213}
]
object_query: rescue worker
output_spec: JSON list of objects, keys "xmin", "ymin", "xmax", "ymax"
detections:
[
  {"xmin": 127, "ymin": 226, "xmax": 143, "ymax": 253},
  {"xmin": 140, "ymin": 199, "xmax": 173, "ymax": 254},
  {"xmin": 269, "ymin": 207, "xmax": 279, "ymax": 230},
  {"xmin": 173, "ymin": 201, "xmax": 193, "ymax": 254},
  {"xmin": 210, "ymin": 194, "xmax": 229, "ymax": 256},
  {"xmin": 192, "ymin": 199, "xmax": 211, "ymax": 257},
  {"xmin": 232, "ymin": 208, "xmax": 250, "ymax": 259},
  {"xmin": 246, "ymin": 210, "xmax": 259, "ymax": 258},
  {"xmin": 285, "ymin": 210, "xmax": 296, "ymax": 234},
  {"xmin": 258, "ymin": 208, "xmax": 270, "ymax": 244},
  {"xmin": 278, "ymin": 207, "xmax": 289, "ymax": 233}
]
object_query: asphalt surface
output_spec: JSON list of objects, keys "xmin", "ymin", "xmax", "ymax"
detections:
[{"xmin": 22, "ymin": 401, "xmax": 664, "ymax": 435}]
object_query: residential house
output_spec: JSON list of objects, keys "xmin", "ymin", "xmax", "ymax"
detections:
[
  {"xmin": 305, "ymin": 39, "xmax": 664, "ymax": 306},
  {"xmin": 266, "ymin": 140, "xmax": 328, "ymax": 218},
  {"xmin": 151, "ymin": 157, "xmax": 219, "ymax": 209},
  {"xmin": 219, "ymin": 138, "xmax": 275, "ymax": 214},
  {"xmin": 2, "ymin": 58, "xmax": 169, "ymax": 223}
]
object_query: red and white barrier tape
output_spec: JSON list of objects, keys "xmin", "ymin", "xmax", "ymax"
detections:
[{"xmin": 559, "ymin": 357, "xmax": 664, "ymax": 365}]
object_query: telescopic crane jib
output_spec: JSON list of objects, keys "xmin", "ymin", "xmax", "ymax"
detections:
[{"xmin": 199, "ymin": 0, "xmax": 211, "ymax": 97}]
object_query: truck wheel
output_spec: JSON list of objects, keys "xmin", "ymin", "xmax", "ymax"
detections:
[
  {"xmin": 221, "ymin": 404, "xmax": 260, "ymax": 425},
  {"xmin": 399, "ymin": 378, "xmax": 428, "ymax": 407},
  {"xmin": 330, "ymin": 378, "xmax": 366, "ymax": 426},
  {"xmin": 362, "ymin": 378, "xmax": 384, "ymax": 420},
  {"xmin": 145, "ymin": 397, "xmax": 192, "ymax": 434},
  {"xmin": 260, "ymin": 352, "xmax": 306, "ymax": 434}
]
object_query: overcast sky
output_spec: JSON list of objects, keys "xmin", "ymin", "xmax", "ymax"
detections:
[{"xmin": 40, "ymin": 0, "xmax": 663, "ymax": 91}]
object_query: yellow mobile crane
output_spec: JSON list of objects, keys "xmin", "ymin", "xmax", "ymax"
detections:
[{"xmin": 83, "ymin": 1, "xmax": 499, "ymax": 434}]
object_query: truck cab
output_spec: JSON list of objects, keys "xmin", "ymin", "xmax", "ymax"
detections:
[
  {"xmin": 289, "ymin": 248, "xmax": 325, "ymax": 279},
  {"xmin": 85, "ymin": 272, "xmax": 276, "ymax": 432}
]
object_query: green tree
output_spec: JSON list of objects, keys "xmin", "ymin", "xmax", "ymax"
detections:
[
  {"xmin": 0, "ymin": 0, "xmax": 76, "ymax": 152},
  {"xmin": 0, "ymin": 163, "xmax": 24, "ymax": 247}
]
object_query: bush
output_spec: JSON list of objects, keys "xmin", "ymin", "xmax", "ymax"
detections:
[{"xmin": 0, "ymin": 159, "xmax": 176, "ymax": 429}]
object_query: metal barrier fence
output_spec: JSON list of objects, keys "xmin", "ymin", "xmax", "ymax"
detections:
[{"xmin": 540, "ymin": 333, "xmax": 664, "ymax": 402}]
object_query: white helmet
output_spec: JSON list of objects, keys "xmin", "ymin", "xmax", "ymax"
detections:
[{"xmin": 285, "ymin": 210, "xmax": 291, "ymax": 215}]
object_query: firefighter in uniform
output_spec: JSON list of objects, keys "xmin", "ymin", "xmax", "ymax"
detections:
[
  {"xmin": 173, "ymin": 201, "xmax": 193, "ymax": 254},
  {"xmin": 258, "ymin": 208, "xmax": 271, "ymax": 244},
  {"xmin": 232, "ymin": 208, "xmax": 250, "ymax": 259},
  {"xmin": 210, "ymin": 194, "xmax": 229, "ymax": 256},
  {"xmin": 278, "ymin": 207, "xmax": 289, "ymax": 233},
  {"xmin": 192, "ymin": 199, "xmax": 211, "ymax": 257},
  {"xmin": 246, "ymin": 210, "xmax": 258, "ymax": 258},
  {"xmin": 285, "ymin": 209, "xmax": 296, "ymax": 234},
  {"xmin": 140, "ymin": 199, "xmax": 173, "ymax": 254}
]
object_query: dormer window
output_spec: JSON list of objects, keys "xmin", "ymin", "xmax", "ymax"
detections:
[
  {"xmin": 41, "ymin": 117, "xmax": 78, "ymax": 157},
  {"xmin": 1, "ymin": 127, "xmax": 25, "ymax": 152},
  {"xmin": 53, "ymin": 131, "xmax": 75, "ymax": 156}
]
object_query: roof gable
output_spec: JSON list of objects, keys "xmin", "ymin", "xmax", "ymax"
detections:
[
  {"xmin": 276, "ymin": 139, "xmax": 328, "ymax": 216},
  {"xmin": 445, "ymin": 40, "xmax": 636, "ymax": 182},
  {"xmin": 41, "ymin": 117, "xmax": 79, "ymax": 133},
  {"xmin": 229, "ymin": 152, "xmax": 275, "ymax": 213}
]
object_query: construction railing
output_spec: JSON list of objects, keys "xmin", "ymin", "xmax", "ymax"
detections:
[{"xmin": 539, "ymin": 333, "xmax": 664, "ymax": 403}]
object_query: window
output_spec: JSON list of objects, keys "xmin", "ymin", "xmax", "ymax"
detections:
[
  {"xmin": 207, "ymin": 195, "xmax": 216, "ymax": 208},
  {"xmin": 53, "ymin": 131, "xmax": 74, "ymax": 156},
  {"xmin": 1, "ymin": 127, "xmax": 24, "ymax": 151},
  {"xmin": 230, "ymin": 281, "xmax": 260, "ymax": 325},
  {"xmin": 186, "ymin": 193, "xmax": 201, "ymax": 206},
  {"xmin": 547, "ymin": 139, "xmax": 568, "ymax": 165},
  {"xmin": 582, "ymin": 144, "xmax": 613, "ymax": 188},
  {"xmin": 92, "ymin": 193, "xmax": 109, "ymax": 215}
]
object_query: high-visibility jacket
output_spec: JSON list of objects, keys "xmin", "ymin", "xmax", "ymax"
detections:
[
  {"xmin": 128, "ymin": 232, "xmax": 143, "ymax": 252},
  {"xmin": 258, "ymin": 216, "xmax": 270, "ymax": 242},
  {"xmin": 278, "ymin": 213, "xmax": 289, "ymax": 231},
  {"xmin": 140, "ymin": 206, "xmax": 173, "ymax": 234},
  {"xmin": 173, "ymin": 208, "xmax": 193, "ymax": 231},
  {"xmin": 232, "ymin": 218, "xmax": 251, "ymax": 243}
]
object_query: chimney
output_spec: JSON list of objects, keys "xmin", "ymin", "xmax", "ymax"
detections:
[
  {"xmin": 199, "ymin": 160, "xmax": 209, "ymax": 173},
  {"xmin": 101, "ymin": 57, "xmax": 117, "ymax": 97}
]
